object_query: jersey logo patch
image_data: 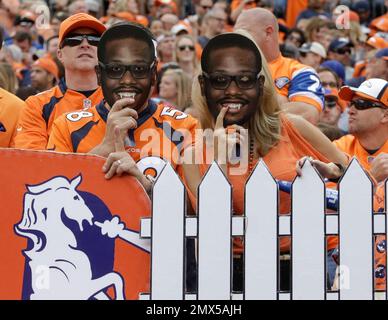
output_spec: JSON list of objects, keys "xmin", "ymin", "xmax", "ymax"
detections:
[
  {"xmin": 275, "ymin": 77, "xmax": 290, "ymax": 89},
  {"xmin": 0, "ymin": 122, "xmax": 6, "ymax": 132}
]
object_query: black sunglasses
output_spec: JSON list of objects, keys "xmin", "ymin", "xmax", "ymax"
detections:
[
  {"xmin": 350, "ymin": 99, "xmax": 385, "ymax": 110},
  {"xmin": 179, "ymin": 45, "xmax": 195, "ymax": 51},
  {"xmin": 61, "ymin": 34, "xmax": 100, "ymax": 48},
  {"xmin": 325, "ymin": 98, "xmax": 338, "ymax": 108},
  {"xmin": 99, "ymin": 61, "xmax": 156, "ymax": 79},
  {"xmin": 202, "ymin": 71, "xmax": 261, "ymax": 90}
]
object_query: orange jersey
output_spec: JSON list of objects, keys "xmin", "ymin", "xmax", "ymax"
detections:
[
  {"xmin": 353, "ymin": 60, "xmax": 367, "ymax": 78},
  {"xmin": 185, "ymin": 115, "xmax": 333, "ymax": 254},
  {"xmin": 230, "ymin": 0, "xmax": 257, "ymax": 12},
  {"xmin": 0, "ymin": 88, "xmax": 26, "ymax": 147},
  {"xmin": 47, "ymin": 100, "xmax": 199, "ymax": 170},
  {"xmin": 14, "ymin": 79, "xmax": 104, "ymax": 150},
  {"xmin": 333, "ymin": 134, "xmax": 388, "ymax": 172},
  {"xmin": 269, "ymin": 55, "xmax": 325, "ymax": 112},
  {"xmin": 285, "ymin": 0, "xmax": 308, "ymax": 28}
]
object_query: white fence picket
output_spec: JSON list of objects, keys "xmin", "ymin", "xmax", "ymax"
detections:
[
  {"xmin": 245, "ymin": 160, "xmax": 278, "ymax": 300},
  {"xmin": 339, "ymin": 159, "xmax": 373, "ymax": 300},
  {"xmin": 292, "ymin": 160, "xmax": 325, "ymax": 300},
  {"xmin": 198, "ymin": 162, "xmax": 232, "ymax": 300},
  {"xmin": 150, "ymin": 163, "xmax": 185, "ymax": 300}
]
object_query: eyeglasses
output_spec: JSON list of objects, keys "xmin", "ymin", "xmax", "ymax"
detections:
[
  {"xmin": 201, "ymin": 5, "xmax": 212, "ymax": 10},
  {"xmin": 350, "ymin": 99, "xmax": 385, "ymax": 110},
  {"xmin": 287, "ymin": 35, "xmax": 302, "ymax": 44},
  {"xmin": 202, "ymin": 71, "xmax": 261, "ymax": 90},
  {"xmin": 178, "ymin": 45, "xmax": 195, "ymax": 51},
  {"xmin": 61, "ymin": 34, "xmax": 100, "ymax": 48},
  {"xmin": 99, "ymin": 60, "xmax": 156, "ymax": 79},
  {"xmin": 325, "ymin": 98, "xmax": 338, "ymax": 108}
]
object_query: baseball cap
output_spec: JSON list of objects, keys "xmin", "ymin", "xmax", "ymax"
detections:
[
  {"xmin": 155, "ymin": 0, "xmax": 178, "ymax": 14},
  {"xmin": 58, "ymin": 13, "xmax": 106, "ymax": 46},
  {"xmin": 329, "ymin": 37, "xmax": 353, "ymax": 52},
  {"xmin": 321, "ymin": 60, "xmax": 346, "ymax": 83},
  {"xmin": 353, "ymin": 0, "xmax": 369, "ymax": 13},
  {"xmin": 171, "ymin": 23, "xmax": 189, "ymax": 36},
  {"xmin": 299, "ymin": 41, "xmax": 327, "ymax": 59},
  {"xmin": 339, "ymin": 78, "xmax": 388, "ymax": 107},
  {"xmin": 366, "ymin": 36, "xmax": 388, "ymax": 49},
  {"xmin": 375, "ymin": 48, "xmax": 388, "ymax": 61},
  {"xmin": 325, "ymin": 88, "xmax": 347, "ymax": 112},
  {"xmin": 32, "ymin": 57, "xmax": 59, "ymax": 79},
  {"xmin": 370, "ymin": 15, "xmax": 388, "ymax": 33}
]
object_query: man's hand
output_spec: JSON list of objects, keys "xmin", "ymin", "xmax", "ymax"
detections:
[
  {"xmin": 370, "ymin": 153, "xmax": 388, "ymax": 183},
  {"xmin": 296, "ymin": 156, "xmax": 344, "ymax": 180},
  {"xmin": 102, "ymin": 127, "xmax": 152, "ymax": 192},
  {"xmin": 213, "ymin": 107, "xmax": 247, "ymax": 168},
  {"xmin": 91, "ymin": 98, "xmax": 138, "ymax": 157}
]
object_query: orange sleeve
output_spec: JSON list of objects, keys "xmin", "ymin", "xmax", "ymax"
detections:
[
  {"xmin": 0, "ymin": 92, "xmax": 25, "ymax": 148},
  {"xmin": 46, "ymin": 116, "xmax": 73, "ymax": 152},
  {"xmin": 14, "ymin": 96, "xmax": 49, "ymax": 150}
]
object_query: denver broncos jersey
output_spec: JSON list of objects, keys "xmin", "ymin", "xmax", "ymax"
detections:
[
  {"xmin": 47, "ymin": 99, "xmax": 199, "ymax": 170},
  {"xmin": 333, "ymin": 135, "xmax": 388, "ymax": 171},
  {"xmin": 0, "ymin": 88, "xmax": 26, "ymax": 148},
  {"xmin": 269, "ymin": 55, "xmax": 325, "ymax": 112},
  {"xmin": 14, "ymin": 79, "xmax": 104, "ymax": 150}
]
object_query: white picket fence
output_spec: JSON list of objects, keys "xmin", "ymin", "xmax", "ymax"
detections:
[{"xmin": 139, "ymin": 158, "xmax": 387, "ymax": 300}]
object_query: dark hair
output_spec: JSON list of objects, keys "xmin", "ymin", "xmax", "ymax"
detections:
[
  {"xmin": 201, "ymin": 33, "xmax": 262, "ymax": 73},
  {"xmin": 16, "ymin": 86, "xmax": 39, "ymax": 100},
  {"xmin": 286, "ymin": 28, "xmax": 306, "ymax": 46},
  {"xmin": 157, "ymin": 62, "xmax": 181, "ymax": 93},
  {"xmin": 13, "ymin": 31, "xmax": 32, "ymax": 44},
  {"xmin": 98, "ymin": 22, "xmax": 156, "ymax": 63}
]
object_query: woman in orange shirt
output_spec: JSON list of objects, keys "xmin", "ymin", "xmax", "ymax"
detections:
[{"xmin": 182, "ymin": 30, "xmax": 348, "ymax": 291}]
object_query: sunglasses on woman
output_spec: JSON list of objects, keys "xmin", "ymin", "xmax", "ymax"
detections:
[
  {"xmin": 61, "ymin": 34, "xmax": 100, "ymax": 48},
  {"xmin": 350, "ymin": 99, "xmax": 385, "ymax": 110},
  {"xmin": 99, "ymin": 61, "xmax": 156, "ymax": 79},
  {"xmin": 179, "ymin": 45, "xmax": 195, "ymax": 51},
  {"xmin": 202, "ymin": 71, "xmax": 261, "ymax": 90}
]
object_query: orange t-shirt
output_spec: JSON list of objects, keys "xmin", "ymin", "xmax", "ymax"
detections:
[
  {"xmin": 15, "ymin": 80, "xmax": 104, "ymax": 150},
  {"xmin": 0, "ymin": 88, "xmax": 26, "ymax": 147},
  {"xmin": 230, "ymin": 0, "xmax": 258, "ymax": 12},
  {"xmin": 333, "ymin": 135, "xmax": 388, "ymax": 172},
  {"xmin": 47, "ymin": 100, "xmax": 198, "ymax": 171}
]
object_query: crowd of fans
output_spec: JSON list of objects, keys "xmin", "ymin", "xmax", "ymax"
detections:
[{"xmin": 0, "ymin": 0, "xmax": 387, "ymax": 131}]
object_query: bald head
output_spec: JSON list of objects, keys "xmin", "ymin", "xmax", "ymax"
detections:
[{"xmin": 234, "ymin": 8, "xmax": 280, "ymax": 62}]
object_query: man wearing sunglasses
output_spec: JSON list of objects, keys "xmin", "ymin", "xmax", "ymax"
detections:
[
  {"xmin": 333, "ymin": 78, "xmax": 388, "ymax": 183},
  {"xmin": 327, "ymin": 38, "xmax": 354, "ymax": 81},
  {"xmin": 15, "ymin": 13, "xmax": 106, "ymax": 150},
  {"xmin": 47, "ymin": 22, "xmax": 198, "ymax": 194}
]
